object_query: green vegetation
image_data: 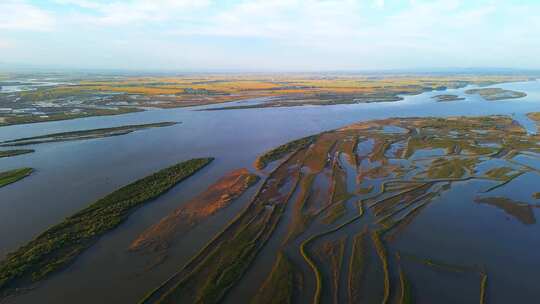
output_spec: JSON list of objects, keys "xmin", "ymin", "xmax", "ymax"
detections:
[
  {"xmin": 193, "ymin": 218, "xmax": 265, "ymax": 304},
  {"xmin": 479, "ymin": 271, "xmax": 488, "ymax": 304},
  {"xmin": 331, "ymin": 163, "xmax": 353, "ymax": 203},
  {"xmin": 484, "ymin": 167, "xmax": 514, "ymax": 180},
  {"xmin": 129, "ymin": 169, "xmax": 260, "ymax": 256},
  {"xmin": 322, "ymin": 202, "xmax": 346, "ymax": 224},
  {"xmin": 254, "ymin": 135, "xmax": 317, "ymax": 169},
  {"xmin": 303, "ymin": 133, "xmax": 338, "ymax": 172},
  {"xmin": 371, "ymin": 231, "xmax": 390, "ymax": 304},
  {"xmin": 357, "ymin": 185, "xmax": 374, "ymax": 194},
  {"xmin": 253, "ymin": 252, "xmax": 295, "ymax": 304},
  {"xmin": 349, "ymin": 229, "xmax": 368, "ymax": 304},
  {"xmin": 1, "ymin": 75, "xmax": 528, "ymax": 127},
  {"xmin": 0, "ymin": 168, "xmax": 33, "ymax": 188},
  {"xmin": 403, "ymin": 137, "xmax": 456, "ymax": 159},
  {"xmin": 0, "ymin": 107, "xmax": 142, "ymax": 127},
  {"xmin": 311, "ymin": 238, "xmax": 346, "ymax": 304},
  {"xmin": 301, "ymin": 206, "xmax": 365, "ymax": 304},
  {"xmin": 0, "ymin": 149, "xmax": 34, "ymax": 158},
  {"xmin": 2, "ymin": 122, "xmax": 178, "ymax": 146},
  {"xmin": 0, "ymin": 158, "xmax": 213, "ymax": 297},
  {"xmin": 432, "ymin": 94, "xmax": 465, "ymax": 102},
  {"xmin": 533, "ymin": 192, "xmax": 540, "ymax": 199},
  {"xmin": 474, "ymin": 197, "xmax": 535, "ymax": 225},
  {"xmin": 142, "ymin": 149, "xmax": 307, "ymax": 304},
  {"xmin": 398, "ymin": 265, "xmax": 412, "ymax": 304},
  {"xmin": 465, "ymin": 88, "xmax": 527, "ymax": 101},
  {"xmin": 425, "ymin": 158, "xmax": 478, "ymax": 179},
  {"xmin": 136, "ymin": 113, "xmax": 539, "ymax": 304},
  {"xmin": 527, "ymin": 112, "xmax": 540, "ymax": 124},
  {"xmin": 482, "ymin": 171, "xmax": 525, "ymax": 193},
  {"xmin": 283, "ymin": 173, "xmax": 316, "ymax": 244}
]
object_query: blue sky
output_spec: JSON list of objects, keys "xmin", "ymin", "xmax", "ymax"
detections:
[{"xmin": 0, "ymin": 0, "xmax": 539, "ymax": 71}]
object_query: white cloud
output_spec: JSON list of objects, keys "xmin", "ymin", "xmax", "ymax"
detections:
[
  {"xmin": 2, "ymin": 0, "xmax": 540, "ymax": 70},
  {"xmin": 0, "ymin": 0, "xmax": 55, "ymax": 31},
  {"xmin": 57, "ymin": 0, "xmax": 211, "ymax": 26}
]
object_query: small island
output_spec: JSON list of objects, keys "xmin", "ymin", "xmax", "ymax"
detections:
[
  {"xmin": 0, "ymin": 149, "xmax": 34, "ymax": 158},
  {"xmin": 465, "ymin": 88, "xmax": 527, "ymax": 101},
  {"xmin": 0, "ymin": 122, "xmax": 178, "ymax": 147},
  {"xmin": 0, "ymin": 157, "xmax": 213, "ymax": 298},
  {"xmin": 0, "ymin": 168, "xmax": 33, "ymax": 188},
  {"xmin": 431, "ymin": 94, "xmax": 465, "ymax": 102}
]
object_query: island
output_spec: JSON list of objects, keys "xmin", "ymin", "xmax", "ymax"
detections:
[
  {"xmin": 431, "ymin": 94, "xmax": 465, "ymax": 102},
  {"xmin": 0, "ymin": 168, "xmax": 33, "ymax": 188},
  {"xmin": 0, "ymin": 149, "xmax": 34, "ymax": 158},
  {"xmin": 0, "ymin": 157, "xmax": 213, "ymax": 299},
  {"xmin": 465, "ymin": 88, "xmax": 527, "ymax": 101},
  {"xmin": 0, "ymin": 122, "xmax": 178, "ymax": 146}
]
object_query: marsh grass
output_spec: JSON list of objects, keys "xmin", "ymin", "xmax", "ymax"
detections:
[
  {"xmin": 253, "ymin": 252, "xmax": 295, "ymax": 304},
  {"xmin": 425, "ymin": 158, "xmax": 478, "ymax": 179},
  {"xmin": 371, "ymin": 231, "xmax": 390, "ymax": 304},
  {"xmin": 0, "ymin": 158, "xmax": 213, "ymax": 298},
  {"xmin": 0, "ymin": 149, "xmax": 34, "ymax": 158},
  {"xmin": 348, "ymin": 228, "xmax": 368, "ymax": 304},
  {"xmin": 322, "ymin": 202, "xmax": 347, "ymax": 225},
  {"xmin": 397, "ymin": 256, "xmax": 413, "ymax": 304},
  {"xmin": 254, "ymin": 135, "xmax": 316, "ymax": 170},
  {"xmin": 0, "ymin": 168, "xmax": 33, "ymax": 188},
  {"xmin": 2, "ymin": 122, "xmax": 178, "ymax": 146}
]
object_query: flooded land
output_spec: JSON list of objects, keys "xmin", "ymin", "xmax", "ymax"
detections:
[
  {"xmin": 0, "ymin": 74, "xmax": 532, "ymax": 126},
  {"xmin": 0, "ymin": 74, "xmax": 539, "ymax": 304}
]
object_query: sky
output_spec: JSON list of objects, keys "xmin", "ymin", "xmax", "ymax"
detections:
[{"xmin": 0, "ymin": 0, "xmax": 539, "ymax": 72}]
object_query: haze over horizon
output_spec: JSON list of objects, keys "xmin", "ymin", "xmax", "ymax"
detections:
[{"xmin": 1, "ymin": 0, "xmax": 539, "ymax": 72}]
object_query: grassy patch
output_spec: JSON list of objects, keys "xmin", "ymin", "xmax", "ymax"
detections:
[
  {"xmin": 1, "ymin": 107, "xmax": 142, "ymax": 127},
  {"xmin": 0, "ymin": 168, "xmax": 33, "ymax": 188},
  {"xmin": 0, "ymin": 158, "xmax": 213, "ymax": 297},
  {"xmin": 0, "ymin": 149, "xmax": 34, "ymax": 158},
  {"xmin": 357, "ymin": 185, "xmax": 374, "ymax": 194},
  {"xmin": 465, "ymin": 88, "xmax": 527, "ymax": 101},
  {"xmin": 398, "ymin": 264, "xmax": 412, "ymax": 304},
  {"xmin": 253, "ymin": 252, "xmax": 295, "ymax": 304},
  {"xmin": 349, "ymin": 229, "xmax": 368, "ymax": 304},
  {"xmin": 479, "ymin": 271, "xmax": 488, "ymax": 304},
  {"xmin": 2, "ymin": 122, "xmax": 178, "ymax": 146},
  {"xmin": 432, "ymin": 94, "xmax": 465, "ymax": 102},
  {"xmin": 371, "ymin": 230, "xmax": 390, "ymax": 304},
  {"xmin": 148, "ymin": 150, "xmax": 307, "ymax": 304},
  {"xmin": 474, "ymin": 196, "xmax": 535, "ymax": 225},
  {"xmin": 484, "ymin": 167, "xmax": 514, "ymax": 180},
  {"xmin": 322, "ymin": 202, "xmax": 346, "ymax": 224},
  {"xmin": 254, "ymin": 135, "xmax": 316, "ymax": 170},
  {"xmin": 425, "ymin": 158, "xmax": 478, "ymax": 179}
]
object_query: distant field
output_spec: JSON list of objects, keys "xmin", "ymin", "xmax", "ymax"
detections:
[{"xmin": 0, "ymin": 74, "xmax": 533, "ymax": 126}]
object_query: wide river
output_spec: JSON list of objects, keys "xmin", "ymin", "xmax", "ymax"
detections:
[{"xmin": 0, "ymin": 80, "xmax": 539, "ymax": 303}]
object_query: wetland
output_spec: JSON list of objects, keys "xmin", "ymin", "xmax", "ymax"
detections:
[{"xmin": 0, "ymin": 75, "xmax": 540, "ymax": 304}]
